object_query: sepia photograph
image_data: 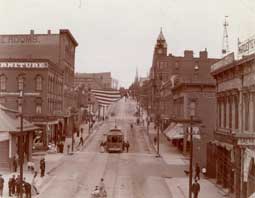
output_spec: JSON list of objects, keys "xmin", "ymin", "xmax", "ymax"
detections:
[{"xmin": 0, "ymin": 0, "xmax": 255, "ymax": 197}]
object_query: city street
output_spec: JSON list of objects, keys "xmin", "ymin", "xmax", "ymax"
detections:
[{"xmin": 37, "ymin": 98, "xmax": 173, "ymax": 198}]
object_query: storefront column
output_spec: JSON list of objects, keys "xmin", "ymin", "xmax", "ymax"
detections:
[{"xmin": 249, "ymin": 93, "xmax": 254, "ymax": 132}]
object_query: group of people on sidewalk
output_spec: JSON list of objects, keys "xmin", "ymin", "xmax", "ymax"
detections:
[
  {"xmin": 0, "ymin": 157, "xmax": 46, "ymax": 198},
  {"xmin": 0, "ymin": 171, "xmax": 39, "ymax": 198}
]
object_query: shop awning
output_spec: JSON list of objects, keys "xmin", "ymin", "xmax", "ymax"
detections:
[
  {"xmin": 0, "ymin": 132, "xmax": 9, "ymax": 141},
  {"xmin": 0, "ymin": 105, "xmax": 39, "ymax": 133},
  {"xmin": 210, "ymin": 140, "xmax": 233, "ymax": 151},
  {"xmin": 164, "ymin": 123, "xmax": 200, "ymax": 140},
  {"xmin": 165, "ymin": 123, "xmax": 185, "ymax": 140}
]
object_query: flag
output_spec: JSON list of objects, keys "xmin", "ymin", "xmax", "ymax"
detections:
[{"xmin": 91, "ymin": 89, "xmax": 121, "ymax": 106}]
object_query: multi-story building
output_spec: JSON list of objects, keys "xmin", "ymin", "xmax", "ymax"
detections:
[
  {"xmin": 74, "ymin": 72, "xmax": 117, "ymax": 114},
  {"xmin": 139, "ymin": 29, "xmax": 219, "ymax": 169},
  {"xmin": 0, "ymin": 29, "xmax": 79, "ymax": 147},
  {"xmin": 210, "ymin": 51, "xmax": 255, "ymax": 197},
  {"xmin": 74, "ymin": 72, "xmax": 114, "ymax": 90},
  {"xmin": 0, "ymin": 59, "xmax": 64, "ymax": 147}
]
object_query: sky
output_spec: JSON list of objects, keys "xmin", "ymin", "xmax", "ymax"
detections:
[{"xmin": 1, "ymin": 0, "xmax": 255, "ymax": 88}]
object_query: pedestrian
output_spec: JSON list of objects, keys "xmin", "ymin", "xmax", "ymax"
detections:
[
  {"xmin": 40, "ymin": 158, "xmax": 46, "ymax": 177},
  {"xmin": 0, "ymin": 174, "xmax": 4, "ymax": 198},
  {"xmin": 11, "ymin": 175, "xmax": 16, "ymax": 196},
  {"xmin": 99, "ymin": 178, "xmax": 105, "ymax": 194},
  {"xmin": 67, "ymin": 144, "xmax": 70, "ymax": 155},
  {"xmin": 153, "ymin": 137, "xmax": 157, "ymax": 146},
  {"xmin": 126, "ymin": 141, "xmax": 130, "ymax": 153},
  {"xmin": 194, "ymin": 163, "xmax": 201, "ymax": 180},
  {"xmin": 191, "ymin": 179, "xmax": 200, "ymax": 198},
  {"xmin": 31, "ymin": 171, "xmax": 39, "ymax": 195},
  {"xmin": 100, "ymin": 141, "xmax": 105, "ymax": 153},
  {"xmin": 23, "ymin": 180, "xmax": 31, "ymax": 198},
  {"xmin": 8, "ymin": 176, "xmax": 13, "ymax": 197},
  {"xmin": 78, "ymin": 136, "xmax": 84, "ymax": 147},
  {"xmin": 15, "ymin": 175, "xmax": 21, "ymax": 196},
  {"xmin": 13, "ymin": 156, "xmax": 18, "ymax": 172}
]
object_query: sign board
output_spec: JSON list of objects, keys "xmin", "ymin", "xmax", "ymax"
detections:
[
  {"xmin": 0, "ymin": 62, "xmax": 48, "ymax": 68},
  {"xmin": 237, "ymin": 137, "xmax": 255, "ymax": 146},
  {"xmin": 238, "ymin": 35, "xmax": 255, "ymax": 59},
  {"xmin": 0, "ymin": 92, "xmax": 41, "ymax": 97},
  {"xmin": 211, "ymin": 52, "xmax": 235, "ymax": 73},
  {"xmin": 0, "ymin": 35, "xmax": 40, "ymax": 45}
]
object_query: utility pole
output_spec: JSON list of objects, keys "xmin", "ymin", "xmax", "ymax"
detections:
[
  {"xmin": 189, "ymin": 116, "xmax": 193, "ymax": 198},
  {"xmin": 19, "ymin": 91, "xmax": 24, "ymax": 198}
]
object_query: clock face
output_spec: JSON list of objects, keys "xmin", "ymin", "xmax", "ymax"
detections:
[{"xmin": 157, "ymin": 49, "xmax": 163, "ymax": 54}]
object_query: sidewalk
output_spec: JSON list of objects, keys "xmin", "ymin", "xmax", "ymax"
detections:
[
  {"xmin": 146, "ymin": 121, "xmax": 229, "ymax": 198},
  {"xmin": 0, "ymin": 120, "xmax": 102, "ymax": 198}
]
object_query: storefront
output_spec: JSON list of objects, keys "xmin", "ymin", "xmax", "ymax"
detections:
[{"xmin": 0, "ymin": 105, "xmax": 38, "ymax": 171}]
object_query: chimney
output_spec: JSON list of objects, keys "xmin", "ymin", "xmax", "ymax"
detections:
[
  {"xmin": 199, "ymin": 50, "xmax": 208, "ymax": 59},
  {"xmin": 47, "ymin": 30, "xmax": 51, "ymax": 34},
  {"xmin": 184, "ymin": 50, "xmax": 193, "ymax": 58},
  {"xmin": 30, "ymin": 30, "xmax": 34, "ymax": 35}
]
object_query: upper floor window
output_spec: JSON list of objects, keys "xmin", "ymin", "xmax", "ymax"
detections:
[
  {"xmin": 0, "ymin": 75, "xmax": 6, "ymax": 91},
  {"xmin": 18, "ymin": 76, "xmax": 24, "ymax": 91},
  {"xmin": 36, "ymin": 104, "xmax": 42, "ymax": 114},
  {"xmin": 35, "ymin": 75, "xmax": 43, "ymax": 91}
]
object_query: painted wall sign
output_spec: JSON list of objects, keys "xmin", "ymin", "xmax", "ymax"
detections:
[
  {"xmin": 238, "ymin": 35, "xmax": 255, "ymax": 59},
  {"xmin": 211, "ymin": 52, "xmax": 235, "ymax": 72},
  {"xmin": 0, "ymin": 35, "xmax": 39, "ymax": 44},
  {"xmin": 0, "ymin": 92, "xmax": 41, "ymax": 96},
  {"xmin": 0, "ymin": 62, "xmax": 48, "ymax": 68}
]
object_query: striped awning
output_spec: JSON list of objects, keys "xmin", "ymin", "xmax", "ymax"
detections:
[{"xmin": 91, "ymin": 89, "xmax": 121, "ymax": 106}]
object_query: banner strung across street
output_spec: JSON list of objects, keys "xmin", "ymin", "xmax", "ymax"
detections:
[{"xmin": 91, "ymin": 89, "xmax": 121, "ymax": 106}]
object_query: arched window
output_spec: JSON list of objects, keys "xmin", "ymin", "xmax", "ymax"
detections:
[
  {"xmin": 18, "ymin": 76, "xmax": 24, "ymax": 91},
  {"xmin": 0, "ymin": 75, "xmax": 7, "ymax": 91},
  {"xmin": 35, "ymin": 75, "xmax": 43, "ymax": 91}
]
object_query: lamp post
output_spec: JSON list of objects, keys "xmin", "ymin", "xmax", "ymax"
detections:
[
  {"xmin": 189, "ymin": 101, "xmax": 196, "ymax": 198},
  {"xmin": 18, "ymin": 91, "xmax": 24, "ymax": 198}
]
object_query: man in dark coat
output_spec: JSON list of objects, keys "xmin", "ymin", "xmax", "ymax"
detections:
[
  {"xmin": 194, "ymin": 163, "xmax": 201, "ymax": 180},
  {"xmin": 23, "ymin": 181, "xmax": 31, "ymax": 198},
  {"xmin": 40, "ymin": 158, "xmax": 46, "ymax": 177},
  {"xmin": 8, "ymin": 176, "xmax": 14, "ymax": 197},
  {"xmin": 0, "ymin": 174, "xmax": 4, "ymax": 198},
  {"xmin": 192, "ymin": 180, "xmax": 200, "ymax": 198},
  {"xmin": 11, "ymin": 175, "xmax": 16, "ymax": 196},
  {"xmin": 126, "ymin": 141, "xmax": 130, "ymax": 153},
  {"xmin": 13, "ymin": 156, "xmax": 18, "ymax": 172}
]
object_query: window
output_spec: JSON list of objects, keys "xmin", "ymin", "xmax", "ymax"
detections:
[
  {"xmin": 0, "ymin": 75, "xmax": 6, "ymax": 91},
  {"xmin": 218, "ymin": 99, "xmax": 221, "ymax": 127},
  {"xmin": 229, "ymin": 97, "xmax": 232, "ymax": 129},
  {"xmin": 244, "ymin": 94, "xmax": 249, "ymax": 131},
  {"xmin": 35, "ymin": 75, "xmax": 43, "ymax": 91},
  {"xmin": 18, "ymin": 76, "xmax": 24, "ymax": 91},
  {"xmin": 235, "ymin": 95, "xmax": 239, "ymax": 129},
  {"xmin": 36, "ymin": 104, "xmax": 42, "ymax": 114},
  {"xmin": 223, "ymin": 98, "xmax": 226, "ymax": 128}
]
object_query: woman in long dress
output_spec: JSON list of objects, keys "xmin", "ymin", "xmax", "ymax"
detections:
[{"xmin": 31, "ymin": 171, "xmax": 39, "ymax": 195}]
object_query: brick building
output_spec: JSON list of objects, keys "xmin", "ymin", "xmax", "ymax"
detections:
[
  {"xmin": 210, "ymin": 52, "xmax": 255, "ymax": 198},
  {"xmin": 139, "ymin": 29, "xmax": 219, "ymax": 169},
  {"xmin": 74, "ymin": 72, "xmax": 118, "ymax": 115},
  {"xmin": 0, "ymin": 29, "xmax": 79, "ymax": 147},
  {"xmin": 0, "ymin": 59, "xmax": 64, "ymax": 148}
]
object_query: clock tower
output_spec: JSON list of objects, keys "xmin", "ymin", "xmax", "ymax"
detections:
[{"xmin": 154, "ymin": 28, "xmax": 167, "ymax": 57}]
